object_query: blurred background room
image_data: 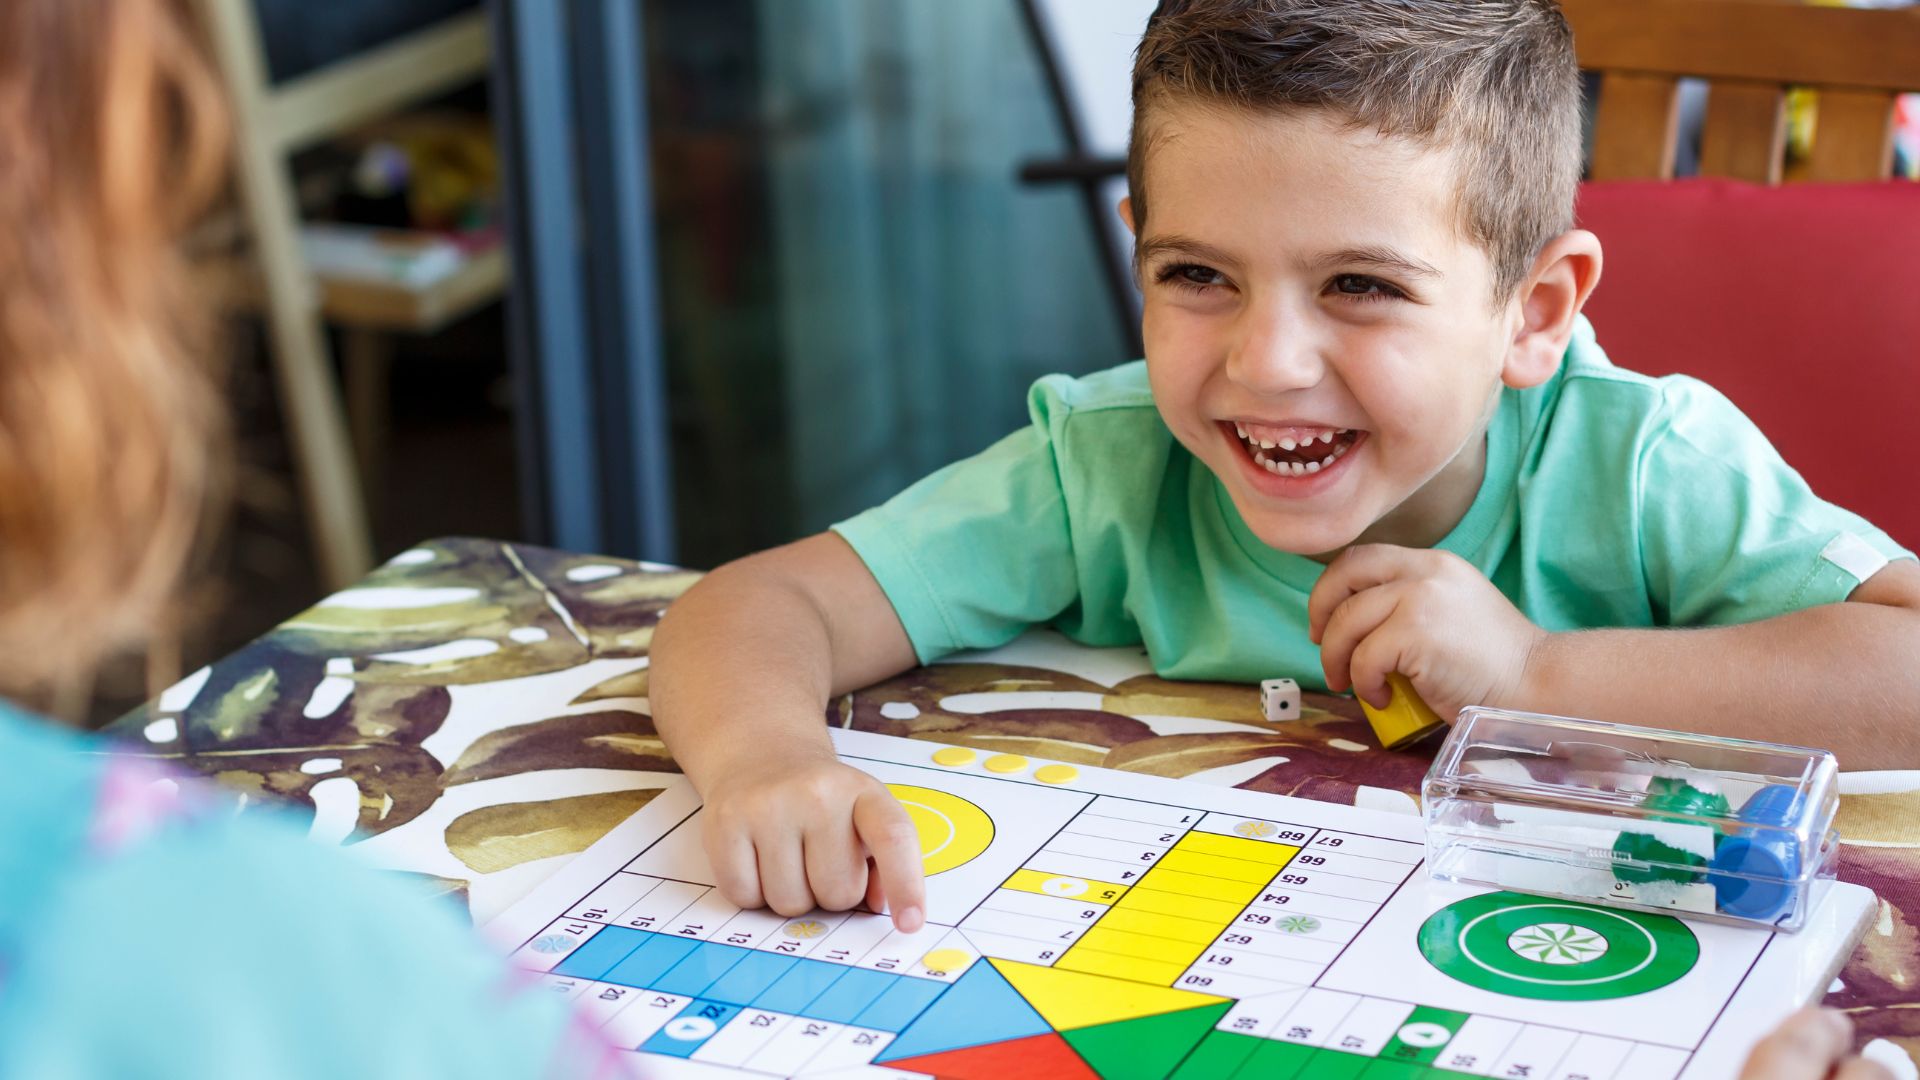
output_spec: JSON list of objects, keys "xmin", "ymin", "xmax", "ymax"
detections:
[{"xmin": 92, "ymin": 0, "xmax": 1919, "ymax": 731}]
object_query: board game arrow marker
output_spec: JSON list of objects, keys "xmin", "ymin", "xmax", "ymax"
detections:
[
  {"xmin": 887, "ymin": 1031, "xmax": 1099, "ymax": 1080},
  {"xmin": 1061, "ymin": 1001, "xmax": 1235, "ymax": 1080},
  {"xmin": 988, "ymin": 958, "xmax": 1229, "ymax": 1031},
  {"xmin": 875, "ymin": 959, "xmax": 1050, "ymax": 1063}
]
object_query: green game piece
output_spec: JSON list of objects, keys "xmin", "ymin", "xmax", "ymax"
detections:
[
  {"xmin": 1062, "ymin": 1002, "xmax": 1232, "ymax": 1080},
  {"xmin": 1611, "ymin": 777, "xmax": 1729, "ymax": 884},
  {"xmin": 1233, "ymin": 1038, "xmax": 1319, "ymax": 1079},
  {"xmin": 1169, "ymin": 1029, "xmax": 1265, "ymax": 1079},
  {"xmin": 1418, "ymin": 891, "xmax": 1701, "ymax": 1001}
]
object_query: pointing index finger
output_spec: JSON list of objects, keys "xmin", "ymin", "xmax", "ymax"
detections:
[{"xmin": 854, "ymin": 786, "xmax": 927, "ymax": 933}]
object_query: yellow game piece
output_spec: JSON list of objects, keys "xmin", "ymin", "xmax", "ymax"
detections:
[
  {"xmin": 1033, "ymin": 764, "xmax": 1079, "ymax": 784},
  {"xmin": 930, "ymin": 746, "xmax": 977, "ymax": 767},
  {"xmin": 920, "ymin": 948, "xmax": 972, "ymax": 973},
  {"xmin": 983, "ymin": 753, "xmax": 1029, "ymax": 774},
  {"xmin": 1358, "ymin": 673, "xmax": 1446, "ymax": 749}
]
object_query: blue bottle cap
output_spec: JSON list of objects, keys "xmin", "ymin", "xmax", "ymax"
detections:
[
  {"xmin": 1737, "ymin": 784, "xmax": 1801, "ymax": 828},
  {"xmin": 1709, "ymin": 835, "xmax": 1797, "ymax": 920}
]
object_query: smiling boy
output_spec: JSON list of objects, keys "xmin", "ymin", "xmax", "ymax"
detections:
[{"xmin": 650, "ymin": 0, "xmax": 1920, "ymax": 929}]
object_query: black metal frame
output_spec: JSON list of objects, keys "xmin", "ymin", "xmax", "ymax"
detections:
[
  {"xmin": 1014, "ymin": 0, "xmax": 1143, "ymax": 358},
  {"xmin": 492, "ymin": 0, "xmax": 677, "ymax": 561}
]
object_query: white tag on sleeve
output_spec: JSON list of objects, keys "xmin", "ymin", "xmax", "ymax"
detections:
[{"xmin": 1820, "ymin": 532, "xmax": 1890, "ymax": 582}]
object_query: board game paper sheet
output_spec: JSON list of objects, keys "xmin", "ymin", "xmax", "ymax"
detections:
[{"xmin": 486, "ymin": 730, "xmax": 1873, "ymax": 1079}]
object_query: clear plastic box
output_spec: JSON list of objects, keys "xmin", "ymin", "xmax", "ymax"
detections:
[{"xmin": 1422, "ymin": 707, "xmax": 1840, "ymax": 932}]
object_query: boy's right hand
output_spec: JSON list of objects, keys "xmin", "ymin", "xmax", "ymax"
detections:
[{"xmin": 699, "ymin": 750, "xmax": 927, "ymax": 933}]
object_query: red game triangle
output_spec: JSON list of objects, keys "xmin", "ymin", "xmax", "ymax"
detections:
[{"xmin": 888, "ymin": 1031, "xmax": 1099, "ymax": 1080}]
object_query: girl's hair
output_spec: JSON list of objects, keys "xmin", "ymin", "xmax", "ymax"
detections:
[{"xmin": 0, "ymin": 0, "xmax": 228, "ymax": 696}]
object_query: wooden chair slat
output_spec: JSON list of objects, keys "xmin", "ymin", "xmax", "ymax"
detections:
[
  {"xmin": 1592, "ymin": 73, "xmax": 1680, "ymax": 181},
  {"xmin": 1700, "ymin": 81, "xmax": 1786, "ymax": 184},
  {"xmin": 1807, "ymin": 89, "xmax": 1898, "ymax": 182},
  {"xmin": 1563, "ymin": 0, "xmax": 1920, "ymax": 94}
]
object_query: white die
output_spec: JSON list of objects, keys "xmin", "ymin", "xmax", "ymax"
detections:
[{"xmin": 1260, "ymin": 678, "xmax": 1301, "ymax": 723}]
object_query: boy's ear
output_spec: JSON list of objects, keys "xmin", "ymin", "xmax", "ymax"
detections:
[
  {"xmin": 1118, "ymin": 196, "xmax": 1137, "ymax": 236},
  {"xmin": 1504, "ymin": 229, "xmax": 1603, "ymax": 390}
]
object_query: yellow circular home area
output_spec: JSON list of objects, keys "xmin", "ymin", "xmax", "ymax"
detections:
[{"xmin": 887, "ymin": 784, "xmax": 995, "ymax": 876}]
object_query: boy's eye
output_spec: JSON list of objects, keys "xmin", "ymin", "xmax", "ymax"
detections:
[
  {"xmin": 1330, "ymin": 274, "xmax": 1404, "ymax": 301},
  {"xmin": 1155, "ymin": 262, "xmax": 1228, "ymax": 290}
]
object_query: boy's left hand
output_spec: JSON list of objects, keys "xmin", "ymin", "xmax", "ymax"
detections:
[{"xmin": 1308, "ymin": 544, "xmax": 1545, "ymax": 721}]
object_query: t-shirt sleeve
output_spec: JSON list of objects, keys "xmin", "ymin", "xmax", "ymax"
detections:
[
  {"xmin": 1637, "ymin": 376, "xmax": 1916, "ymax": 626},
  {"xmin": 831, "ymin": 378, "xmax": 1080, "ymax": 664}
]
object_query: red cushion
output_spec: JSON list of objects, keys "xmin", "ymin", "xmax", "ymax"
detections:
[{"xmin": 1577, "ymin": 179, "xmax": 1920, "ymax": 551}]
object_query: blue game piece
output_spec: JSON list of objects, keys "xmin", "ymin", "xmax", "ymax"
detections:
[{"xmin": 1710, "ymin": 784, "xmax": 1802, "ymax": 921}]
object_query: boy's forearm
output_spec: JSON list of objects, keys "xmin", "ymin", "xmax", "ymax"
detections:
[
  {"xmin": 1515, "ymin": 603, "xmax": 1920, "ymax": 767},
  {"xmin": 650, "ymin": 561, "xmax": 841, "ymax": 793}
]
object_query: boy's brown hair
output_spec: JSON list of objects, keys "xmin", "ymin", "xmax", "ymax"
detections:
[{"xmin": 1129, "ymin": 0, "xmax": 1584, "ymax": 298}]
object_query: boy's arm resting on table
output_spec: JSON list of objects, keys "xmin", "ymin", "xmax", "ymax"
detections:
[
  {"xmin": 1518, "ymin": 558, "xmax": 1920, "ymax": 764},
  {"xmin": 649, "ymin": 531, "xmax": 929, "ymax": 929},
  {"xmin": 1311, "ymin": 548, "xmax": 1920, "ymax": 766}
]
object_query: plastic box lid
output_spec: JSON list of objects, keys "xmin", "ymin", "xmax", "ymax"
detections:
[{"xmin": 1422, "ymin": 707, "xmax": 1840, "ymax": 932}]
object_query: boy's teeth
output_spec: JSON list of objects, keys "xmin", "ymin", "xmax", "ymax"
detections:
[
  {"xmin": 1236, "ymin": 423, "xmax": 1249, "ymax": 438},
  {"xmin": 1260, "ymin": 439, "xmax": 1277, "ymax": 450},
  {"xmin": 1278, "ymin": 437, "xmax": 1297, "ymax": 451},
  {"xmin": 1305, "ymin": 460, "xmax": 1321, "ymax": 474}
]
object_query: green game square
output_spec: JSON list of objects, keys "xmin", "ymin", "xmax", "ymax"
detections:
[
  {"xmin": 1170, "ymin": 1030, "xmax": 1264, "ymax": 1079},
  {"xmin": 1375, "ymin": 1006, "xmax": 1472, "ymax": 1065},
  {"xmin": 1301, "ymin": 1048, "xmax": 1373, "ymax": 1078},
  {"xmin": 1357, "ymin": 1061, "xmax": 1429, "ymax": 1078},
  {"xmin": 1236, "ymin": 1038, "xmax": 1319, "ymax": 1079}
]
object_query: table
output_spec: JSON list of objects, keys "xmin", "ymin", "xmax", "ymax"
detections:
[{"xmin": 112, "ymin": 537, "xmax": 1920, "ymax": 1063}]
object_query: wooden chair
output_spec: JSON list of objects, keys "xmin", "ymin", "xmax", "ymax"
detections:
[
  {"xmin": 1563, "ymin": 0, "xmax": 1920, "ymax": 183},
  {"xmin": 193, "ymin": 1, "xmax": 499, "ymax": 590}
]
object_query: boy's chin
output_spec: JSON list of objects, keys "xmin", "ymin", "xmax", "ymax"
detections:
[{"xmin": 1237, "ymin": 507, "xmax": 1368, "ymax": 560}]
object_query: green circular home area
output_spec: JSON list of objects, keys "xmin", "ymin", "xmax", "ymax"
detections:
[{"xmin": 1417, "ymin": 891, "xmax": 1700, "ymax": 1001}]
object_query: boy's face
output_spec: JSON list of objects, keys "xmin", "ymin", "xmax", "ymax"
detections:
[{"xmin": 1131, "ymin": 103, "xmax": 1529, "ymax": 558}]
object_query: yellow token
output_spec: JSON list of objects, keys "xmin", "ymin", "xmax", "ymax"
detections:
[
  {"xmin": 784, "ymin": 919, "xmax": 828, "ymax": 939},
  {"xmin": 1359, "ymin": 673, "xmax": 1446, "ymax": 749},
  {"xmin": 920, "ymin": 948, "xmax": 972, "ymax": 973},
  {"xmin": 1033, "ymin": 764, "xmax": 1079, "ymax": 784},
  {"xmin": 930, "ymin": 746, "xmax": 977, "ymax": 767},
  {"xmin": 983, "ymin": 754, "xmax": 1029, "ymax": 774}
]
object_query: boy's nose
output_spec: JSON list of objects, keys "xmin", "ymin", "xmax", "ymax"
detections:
[{"xmin": 1225, "ymin": 298, "xmax": 1327, "ymax": 395}]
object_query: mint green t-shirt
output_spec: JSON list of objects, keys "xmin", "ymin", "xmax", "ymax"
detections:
[{"xmin": 832, "ymin": 319, "xmax": 1914, "ymax": 689}]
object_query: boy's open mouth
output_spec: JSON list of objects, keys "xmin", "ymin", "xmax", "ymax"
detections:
[{"xmin": 1227, "ymin": 421, "xmax": 1362, "ymax": 477}]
